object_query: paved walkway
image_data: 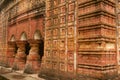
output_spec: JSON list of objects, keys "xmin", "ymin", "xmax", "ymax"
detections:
[
  {"xmin": 0, "ymin": 66, "xmax": 45, "ymax": 80},
  {"xmin": 1, "ymin": 66, "xmax": 120, "ymax": 80}
]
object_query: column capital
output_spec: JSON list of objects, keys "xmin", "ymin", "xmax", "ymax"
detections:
[
  {"xmin": 16, "ymin": 41, "xmax": 28, "ymax": 47},
  {"xmin": 16, "ymin": 40, "xmax": 28, "ymax": 44},
  {"xmin": 7, "ymin": 41, "xmax": 16, "ymax": 46},
  {"xmin": 28, "ymin": 39, "xmax": 42, "ymax": 44}
]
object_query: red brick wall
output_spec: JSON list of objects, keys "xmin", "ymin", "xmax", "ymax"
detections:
[{"xmin": 8, "ymin": 16, "xmax": 44, "ymax": 41}]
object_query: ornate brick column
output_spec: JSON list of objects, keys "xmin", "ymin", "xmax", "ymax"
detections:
[
  {"xmin": 6, "ymin": 41, "xmax": 16, "ymax": 67},
  {"xmin": 24, "ymin": 40, "xmax": 41, "ymax": 74},
  {"xmin": 12, "ymin": 41, "xmax": 27, "ymax": 70}
]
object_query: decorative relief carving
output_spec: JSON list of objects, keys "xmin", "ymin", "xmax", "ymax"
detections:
[
  {"xmin": 78, "ymin": 42, "xmax": 115, "ymax": 51},
  {"xmin": 60, "ymin": 28, "xmax": 66, "ymax": 38},
  {"xmin": 45, "ymin": 40, "xmax": 51, "ymax": 49},
  {"xmin": 68, "ymin": 26, "xmax": 74, "ymax": 37},
  {"xmin": 29, "ymin": 0, "xmax": 44, "ymax": 8},
  {"xmin": 77, "ymin": 0, "xmax": 91, "ymax": 4},
  {"xmin": 60, "ymin": 15, "xmax": 66, "ymax": 24},
  {"xmin": 60, "ymin": 62, "xmax": 65, "ymax": 71},
  {"xmin": 53, "ymin": 17, "xmax": 59, "ymax": 25},
  {"xmin": 59, "ymin": 50, "xmax": 65, "ymax": 60},
  {"xmin": 101, "ymin": 15, "xmax": 115, "ymax": 26},
  {"xmin": 78, "ymin": 16, "xmax": 101, "ymax": 27},
  {"xmin": 46, "ymin": 29, "xmax": 51, "ymax": 37},
  {"xmin": 18, "ymin": 0, "xmax": 28, "ymax": 13},
  {"xmin": 46, "ymin": 19, "xmax": 51, "ymax": 27},
  {"xmin": 77, "ymin": 54, "xmax": 101, "ymax": 65},
  {"xmin": 105, "ymin": 43, "xmax": 115, "ymax": 50},
  {"xmin": 52, "ymin": 62, "xmax": 58, "ymax": 70},
  {"xmin": 101, "ymin": 28, "xmax": 115, "ymax": 38},
  {"xmin": 78, "ymin": 42, "xmax": 102, "ymax": 50},
  {"xmin": 78, "ymin": 3, "xmax": 98, "ymax": 16},
  {"xmin": 46, "ymin": 50, "xmax": 51, "ymax": 58},
  {"xmin": 67, "ymin": 64, "xmax": 74, "ymax": 72},
  {"xmin": 46, "ymin": 61, "xmax": 52, "ymax": 68},
  {"xmin": 52, "ymin": 50, "xmax": 59, "ymax": 59},
  {"xmin": 68, "ymin": 2, "xmax": 75, "ymax": 11},
  {"xmin": 54, "ymin": 8, "xmax": 59, "ymax": 15},
  {"xmin": 67, "ymin": 51, "xmax": 74, "ymax": 60},
  {"xmin": 67, "ymin": 39, "xmax": 74, "ymax": 50},
  {"xmin": 68, "ymin": 13, "xmax": 74, "ymax": 22},
  {"xmin": 59, "ymin": 39, "xmax": 65, "ymax": 50},
  {"xmin": 102, "ymin": 2, "xmax": 115, "ymax": 14},
  {"xmin": 53, "ymin": 28, "xmax": 58, "ymax": 37},
  {"xmin": 60, "ymin": 5, "xmax": 66, "ymax": 13},
  {"xmin": 53, "ymin": 0, "xmax": 58, "ymax": 7},
  {"xmin": 60, "ymin": 0, "xmax": 65, "ymax": 3},
  {"xmin": 8, "ymin": 0, "xmax": 45, "ymax": 20},
  {"xmin": 46, "ymin": 1, "xmax": 51, "ymax": 9},
  {"xmin": 46, "ymin": 10, "xmax": 52, "ymax": 17},
  {"xmin": 53, "ymin": 40, "xmax": 59, "ymax": 49},
  {"xmin": 78, "ymin": 29, "xmax": 101, "ymax": 39}
]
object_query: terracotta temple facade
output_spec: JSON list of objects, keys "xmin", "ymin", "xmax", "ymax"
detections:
[{"xmin": 0, "ymin": 0, "xmax": 120, "ymax": 80}]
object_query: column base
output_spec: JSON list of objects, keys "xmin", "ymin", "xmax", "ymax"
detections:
[
  {"xmin": 5, "ymin": 57, "xmax": 15, "ymax": 67},
  {"xmin": 12, "ymin": 61, "xmax": 26, "ymax": 70},
  {"xmin": 24, "ymin": 54, "xmax": 41, "ymax": 74},
  {"xmin": 12, "ymin": 54, "xmax": 26, "ymax": 70},
  {"xmin": 2, "ymin": 56, "xmax": 9, "ymax": 67}
]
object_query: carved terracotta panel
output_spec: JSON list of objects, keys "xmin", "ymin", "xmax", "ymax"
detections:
[
  {"xmin": 60, "ymin": 5, "xmax": 66, "ymax": 13},
  {"xmin": 59, "ymin": 50, "xmax": 65, "ymax": 60},
  {"xmin": 67, "ymin": 64, "xmax": 74, "ymax": 72},
  {"xmin": 67, "ymin": 39, "xmax": 74, "ymax": 50},
  {"xmin": 60, "ymin": 62, "xmax": 65, "ymax": 71},
  {"xmin": 59, "ymin": 39, "xmax": 65, "ymax": 50},
  {"xmin": 60, "ymin": 28, "xmax": 66, "ymax": 38},
  {"xmin": 68, "ymin": 2, "xmax": 75, "ymax": 11}
]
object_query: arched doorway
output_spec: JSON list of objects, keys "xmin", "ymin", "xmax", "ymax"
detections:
[
  {"xmin": 34, "ymin": 30, "xmax": 44, "ymax": 58},
  {"xmin": 10, "ymin": 35, "xmax": 15, "ymax": 41},
  {"xmin": 12, "ymin": 32, "xmax": 30, "ymax": 70},
  {"xmin": 20, "ymin": 32, "xmax": 30, "ymax": 55},
  {"xmin": 20, "ymin": 32, "xmax": 27, "ymax": 41},
  {"xmin": 24, "ymin": 30, "xmax": 44, "ymax": 73}
]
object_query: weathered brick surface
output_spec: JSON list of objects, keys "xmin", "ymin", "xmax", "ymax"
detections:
[
  {"xmin": 0, "ymin": 0, "xmax": 119, "ymax": 80},
  {"xmin": 6, "ymin": 42, "xmax": 16, "ymax": 67},
  {"xmin": 12, "ymin": 41, "xmax": 27, "ymax": 70},
  {"xmin": 40, "ymin": 0, "xmax": 118, "ymax": 80},
  {"xmin": 8, "ymin": 17, "xmax": 44, "ymax": 41},
  {"xmin": 24, "ymin": 40, "xmax": 42, "ymax": 74}
]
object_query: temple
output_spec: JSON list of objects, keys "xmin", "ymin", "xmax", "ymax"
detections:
[{"xmin": 0, "ymin": 0, "xmax": 119, "ymax": 80}]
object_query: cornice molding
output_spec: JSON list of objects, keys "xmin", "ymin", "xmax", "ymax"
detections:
[
  {"xmin": 0, "ymin": 0, "xmax": 12, "ymax": 11},
  {"xmin": 0, "ymin": 0, "xmax": 4, "ymax": 6},
  {"xmin": 0, "ymin": 0, "xmax": 5, "ymax": 10}
]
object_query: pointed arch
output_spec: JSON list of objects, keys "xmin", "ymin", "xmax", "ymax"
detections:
[
  {"xmin": 10, "ymin": 35, "xmax": 15, "ymax": 41},
  {"xmin": 33, "ymin": 30, "xmax": 42, "ymax": 40},
  {"xmin": 20, "ymin": 32, "xmax": 27, "ymax": 41}
]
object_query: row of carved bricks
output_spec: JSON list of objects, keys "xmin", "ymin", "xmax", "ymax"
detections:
[{"xmin": 77, "ymin": 0, "xmax": 117, "ymax": 79}]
